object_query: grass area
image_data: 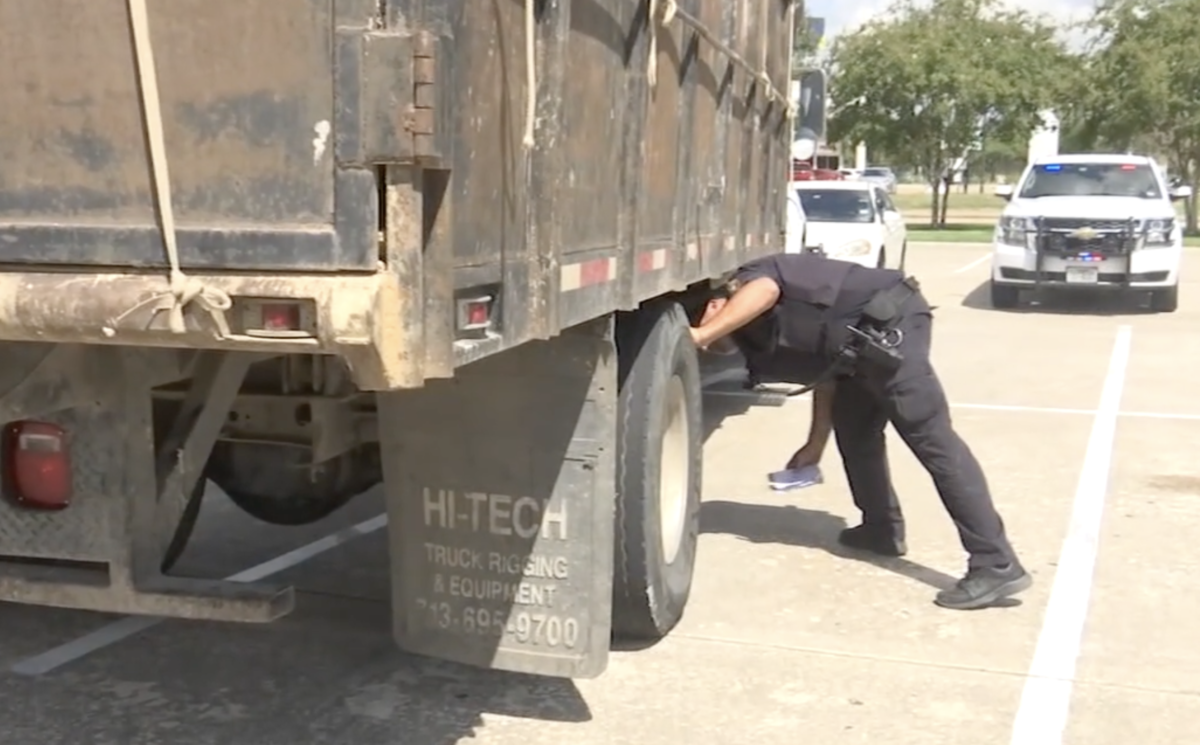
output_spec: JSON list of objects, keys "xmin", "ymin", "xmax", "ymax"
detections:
[
  {"xmin": 891, "ymin": 189, "xmax": 1003, "ymax": 213},
  {"xmin": 906, "ymin": 222, "xmax": 1200, "ymax": 247},
  {"xmin": 890, "ymin": 184, "xmax": 1190, "ymax": 221},
  {"xmin": 906, "ymin": 224, "xmax": 996, "ymax": 243}
]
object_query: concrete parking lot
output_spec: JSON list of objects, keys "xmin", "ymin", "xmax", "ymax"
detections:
[{"xmin": 1, "ymin": 243, "xmax": 1198, "ymax": 744}]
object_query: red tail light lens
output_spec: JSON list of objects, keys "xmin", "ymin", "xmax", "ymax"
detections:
[
  {"xmin": 2, "ymin": 421, "xmax": 72, "ymax": 510},
  {"xmin": 260, "ymin": 303, "xmax": 302, "ymax": 331}
]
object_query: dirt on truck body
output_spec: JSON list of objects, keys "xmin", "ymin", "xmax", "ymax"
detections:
[{"xmin": 0, "ymin": 0, "xmax": 795, "ymax": 678}]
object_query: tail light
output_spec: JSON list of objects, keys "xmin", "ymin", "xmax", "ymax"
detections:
[
  {"xmin": 457, "ymin": 295, "xmax": 494, "ymax": 331},
  {"xmin": 260, "ymin": 303, "xmax": 302, "ymax": 332},
  {"xmin": 234, "ymin": 298, "xmax": 316, "ymax": 338},
  {"xmin": 2, "ymin": 421, "xmax": 72, "ymax": 510}
]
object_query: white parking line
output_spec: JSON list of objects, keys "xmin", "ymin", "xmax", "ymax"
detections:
[
  {"xmin": 10, "ymin": 513, "xmax": 389, "ymax": 676},
  {"xmin": 1009, "ymin": 325, "xmax": 1132, "ymax": 745},
  {"xmin": 953, "ymin": 253, "xmax": 991, "ymax": 273}
]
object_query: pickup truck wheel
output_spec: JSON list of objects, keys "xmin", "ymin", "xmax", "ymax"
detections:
[
  {"xmin": 207, "ymin": 442, "xmax": 382, "ymax": 526},
  {"xmin": 612, "ymin": 302, "xmax": 703, "ymax": 642},
  {"xmin": 1150, "ymin": 284, "xmax": 1179, "ymax": 313},
  {"xmin": 990, "ymin": 281, "xmax": 1020, "ymax": 309}
]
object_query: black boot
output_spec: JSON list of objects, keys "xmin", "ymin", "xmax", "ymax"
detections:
[
  {"xmin": 935, "ymin": 562, "xmax": 1032, "ymax": 610},
  {"xmin": 837, "ymin": 524, "xmax": 907, "ymax": 557}
]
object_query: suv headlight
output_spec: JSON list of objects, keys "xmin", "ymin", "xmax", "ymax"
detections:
[
  {"xmin": 829, "ymin": 239, "xmax": 872, "ymax": 258},
  {"xmin": 996, "ymin": 216, "xmax": 1035, "ymax": 247},
  {"xmin": 1144, "ymin": 218, "xmax": 1176, "ymax": 246}
]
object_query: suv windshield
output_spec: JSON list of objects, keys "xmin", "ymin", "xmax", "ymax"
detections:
[
  {"xmin": 1018, "ymin": 162, "xmax": 1162, "ymax": 199},
  {"xmin": 795, "ymin": 188, "xmax": 876, "ymax": 223},
  {"xmin": 862, "ymin": 168, "xmax": 891, "ymax": 178}
]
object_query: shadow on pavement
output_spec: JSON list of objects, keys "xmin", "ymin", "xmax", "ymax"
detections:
[
  {"xmin": 0, "ymin": 488, "xmax": 592, "ymax": 745},
  {"xmin": 701, "ymin": 387, "xmax": 758, "ymax": 443},
  {"xmin": 698, "ymin": 500, "xmax": 961, "ymax": 592},
  {"xmin": 961, "ymin": 280, "xmax": 1160, "ymax": 316},
  {"xmin": 0, "ymin": 589, "xmax": 592, "ymax": 745}
]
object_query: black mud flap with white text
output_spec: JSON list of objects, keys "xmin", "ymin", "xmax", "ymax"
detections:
[{"xmin": 375, "ymin": 318, "xmax": 616, "ymax": 678}]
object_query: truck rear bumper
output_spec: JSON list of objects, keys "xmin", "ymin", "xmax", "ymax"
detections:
[{"xmin": 0, "ymin": 269, "xmax": 419, "ymax": 391}]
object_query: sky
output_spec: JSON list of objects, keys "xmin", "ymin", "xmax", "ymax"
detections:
[{"xmin": 806, "ymin": 0, "xmax": 1097, "ymax": 40}]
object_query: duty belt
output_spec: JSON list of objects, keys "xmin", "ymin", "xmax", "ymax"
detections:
[
  {"xmin": 858, "ymin": 275, "xmax": 923, "ymax": 332},
  {"xmin": 779, "ymin": 275, "xmax": 923, "ymax": 398}
]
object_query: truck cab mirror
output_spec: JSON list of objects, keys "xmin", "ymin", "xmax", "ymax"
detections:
[
  {"xmin": 994, "ymin": 184, "xmax": 1014, "ymax": 201},
  {"xmin": 1170, "ymin": 185, "xmax": 1193, "ymax": 201}
]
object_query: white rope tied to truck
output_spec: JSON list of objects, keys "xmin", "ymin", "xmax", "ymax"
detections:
[
  {"xmin": 119, "ymin": 0, "xmax": 232, "ymax": 337},
  {"xmin": 646, "ymin": 0, "xmax": 677, "ymax": 88},
  {"xmin": 523, "ymin": 0, "xmax": 538, "ymax": 147}
]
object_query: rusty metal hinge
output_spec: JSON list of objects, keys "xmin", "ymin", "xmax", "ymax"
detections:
[{"xmin": 405, "ymin": 32, "xmax": 439, "ymax": 164}]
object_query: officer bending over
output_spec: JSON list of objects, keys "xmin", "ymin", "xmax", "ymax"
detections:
[{"xmin": 691, "ymin": 252, "xmax": 1031, "ymax": 610}]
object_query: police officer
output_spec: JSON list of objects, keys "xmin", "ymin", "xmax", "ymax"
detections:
[{"xmin": 691, "ymin": 251, "xmax": 1031, "ymax": 610}]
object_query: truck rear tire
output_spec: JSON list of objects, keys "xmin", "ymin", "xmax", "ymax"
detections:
[
  {"xmin": 207, "ymin": 442, "xmax": 381, "ymax": 526},
  {"xmin": 612, "ymin": 302, "xmax": 703, "ymax": 642}
]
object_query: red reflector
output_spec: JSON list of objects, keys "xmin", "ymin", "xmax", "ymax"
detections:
[
  {"xmin": 260, "ymin": 303, "xmax": 301, "ymax": 331},
  {"xmin": 1120, "ymin": 164, "xmax": 1136, "ymax": 170},
  {"xmin": 466, "ymin": 302, "xmax": 489, "ymax": 326},
  {"xmin": 2, "ymin": 421, "xmax": 71, "ymax": 510}
]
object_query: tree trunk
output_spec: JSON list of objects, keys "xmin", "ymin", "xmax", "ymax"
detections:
[
  {"xmin": 928, "ymin": 180, "xmax": 941, "ymax": 228},
  {"xmin": 939, "ymin": 178, "xmax": 951, "ymax": 227},
  {"xmin": 1188, "ymin": 159, "xmax": 1198, "ymax": 235}
]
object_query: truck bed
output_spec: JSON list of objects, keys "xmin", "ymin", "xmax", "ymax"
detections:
[{"xmin": 0, "ymin": 0, "xmax": 791, "ymax": 384}]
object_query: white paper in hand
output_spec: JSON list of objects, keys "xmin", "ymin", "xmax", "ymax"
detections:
[{"xmin": 767, "ymin": 465, "xmax": 823, "ymax": 492}]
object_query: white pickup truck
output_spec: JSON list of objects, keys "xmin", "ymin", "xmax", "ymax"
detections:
[{"xmin": 989, "ymin": 153, "xmax": 1192, "ymax": 312}]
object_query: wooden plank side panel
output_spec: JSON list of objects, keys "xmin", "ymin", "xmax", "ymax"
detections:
[
  {"xmin": 636, "ymin": 2, "xmax": 686, "ymax": 259},
  {"xmin": 443, "ymin": 1, "xmax": 527, "ymax": 278},
  {"xmin": 736, "ymin": 0, "xmax": 762, "ymax": 270},
  {"xmin": 679, "ymin": 0, "xmax": 726, "ymax": 288}
]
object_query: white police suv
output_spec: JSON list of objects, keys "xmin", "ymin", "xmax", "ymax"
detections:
[{"xmin": 989, "ymin": 153, "xmax": 1192, "ymax": 312}]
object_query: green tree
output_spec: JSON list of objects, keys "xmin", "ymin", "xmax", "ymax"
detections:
[
  {"xmin": 1081, "ymin": 0, "xmax": 1200, "ymax": 231},
  {"xmin": 826, "ymin": 0, "xmax": 1071, "ymax": 226},
  {"xmin": 971, "ymin": 136, "xmax": 1026, "ymax": 186}
]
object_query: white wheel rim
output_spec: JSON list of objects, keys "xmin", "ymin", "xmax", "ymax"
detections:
[{"xmin": 658, "ymin": 375, "xmax": 690, "ymax": 565}]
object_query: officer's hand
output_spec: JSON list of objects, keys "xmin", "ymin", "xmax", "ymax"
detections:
[
  {"xmin": 786, "ymin": 441, "xmax": 824, "ymax": 469},
  {"xmin": 689, "ymin": 326, "xmax": 707, "ymax": 349}
]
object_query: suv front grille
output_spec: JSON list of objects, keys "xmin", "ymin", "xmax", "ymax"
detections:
[
  {"xmin": 1033, "ymin": 217, "xmax": 1139, "ymax": 255},
  {"xmin": 1038, "ymin": 218, "xmax": 1135, "ymax": 232}
]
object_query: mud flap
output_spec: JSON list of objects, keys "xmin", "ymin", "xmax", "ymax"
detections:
[{"xmin": 377, "ymin": 317, "xmax": 616, "ymax": 678}]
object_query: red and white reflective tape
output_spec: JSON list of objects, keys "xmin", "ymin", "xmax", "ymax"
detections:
[
  {"xmin": 724, "ymin": 235, "xmax": 736, "ymax": 252},
  {"xmin": 560, "ymin": 256, "xmax": 617, "ymax": 292},
  {"xmin": 686, "ymin": 241, "xmax": 699, "ymax": 262},
  {"xmin": 637, "ymin": 248, "xmax": 667, "ymax": 273}
]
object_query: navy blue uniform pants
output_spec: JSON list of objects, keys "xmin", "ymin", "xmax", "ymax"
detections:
[{"xmin": 831, "ymin": 295, "xmax": 1018, "ymax": 569}]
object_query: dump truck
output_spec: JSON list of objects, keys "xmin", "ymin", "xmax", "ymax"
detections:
[{"xmin": 0, "ymin": 0, "xmax": 795, "ymax": 679}]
